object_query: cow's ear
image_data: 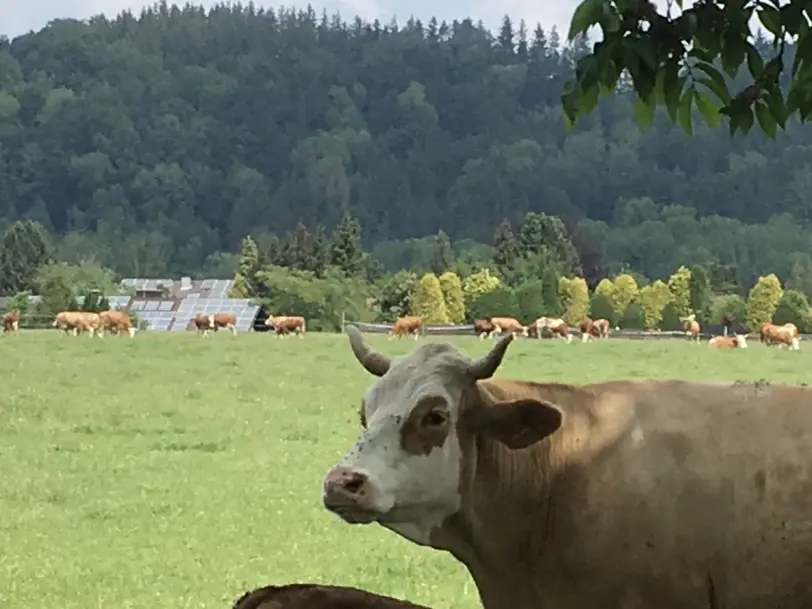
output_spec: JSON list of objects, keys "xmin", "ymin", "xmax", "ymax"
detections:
[{"xmin": 461, "ymin": 399, "xmax": 562, "ymax": 449}]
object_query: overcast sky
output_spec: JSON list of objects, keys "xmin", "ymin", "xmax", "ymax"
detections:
[{"xmin": 1, "ymin": 0, "xmax": 587, "ymax": 39}]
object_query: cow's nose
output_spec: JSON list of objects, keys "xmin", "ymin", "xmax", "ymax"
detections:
[{"xmin": 323, "ymin": 466, "xmax": 369, "ymax": 506}]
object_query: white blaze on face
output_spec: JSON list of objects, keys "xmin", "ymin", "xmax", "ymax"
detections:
[
  {"xmin": 736, "ymin": 335, "xmax": 748, "ymax": 348},
  {"xmin": 334, "ymin": 348, "xmax": 468, "ymax": 545},
  {"xmin": 208, "ymin": 315, "xmax": 215, "ymax": 328}
]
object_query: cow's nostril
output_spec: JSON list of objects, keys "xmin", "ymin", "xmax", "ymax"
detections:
[{"xmin": 343, "ymin": 473, "xmax": 365, "ymax": 494}]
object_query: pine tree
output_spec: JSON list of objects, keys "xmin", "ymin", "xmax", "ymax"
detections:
[
  {"xmin": 439, "ymin": 271, "xmax": 465, "ymax": 323},
  {"xmin": 411, "ymin": 273, "xmax": 449, "ymax": 323},
  {"xmin": 430, "ymin": 230, "xmax": 453, "ymax": 275},
  {"xmin": 0, "ymin": 220, "xmax": 53, "ymax": 294},
  {"xmin": 746, "ymin": 274, "xmax": 784, "ymax": 331},
  {"xmin": 493, "ymin": 220, "xmax": 519, "ymax": 270},
  {"xmin": 330, "ymin": 212, "xmax": 364, "ymax": 276}
]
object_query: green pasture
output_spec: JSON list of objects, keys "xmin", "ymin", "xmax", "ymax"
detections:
[{"xmin": 0, "ymin": 331, "xmax": 809, "ymax": 608}]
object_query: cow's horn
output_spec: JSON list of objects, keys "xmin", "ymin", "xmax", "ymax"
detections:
[
  {"xmin": 469, "ymin": 333, "xmax": 514, "ymax": 379},
  {"xmin": 347, "ymin": 325, "xmax": 391, "ymax": 377}
]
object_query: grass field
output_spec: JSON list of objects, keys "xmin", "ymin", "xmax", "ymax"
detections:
[{"xmin": 1, "ymin": 331, "xmax": 809, "ymax": 609}]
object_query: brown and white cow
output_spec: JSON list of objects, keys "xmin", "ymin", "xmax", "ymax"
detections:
[
  {"xmin": 53, "ymin": 311, "xmax": 101, "ymax": 337},
  {"xmin": 387, "ymin": 315, "xmax": 423, "ymax": 341},
  {"xmin": 193, "ymin": 314, "xmax": 216, "ymax": 337},
  {"xmin": 2, "ymin": 310, "xmax": 20, "ymax": 334},
  {"xmin": 473, "ymin": 319, "xmax": 495, "ymax": 340},
  {"xmin": 579, "ymin": 317, "xmax": 610, "ymax": 342},
  {"xmin": 323, "ymin": 327, "xmax": 812, "ymax": 609},
  {"xmin": 232, "ymin": 584, "xmax": 430, "ymax": 609},
  {"xmin": 98, "ymin": 310, "xmax": 136, "ymax": 338},
  {"xmin": 708, "ymin": 334, "xmax": 748, "ymax": 349},
  {"xmin": 533, "ymin": 316, "xmax": 572, "ymax": 343},
  {"xmin": 681, "ymin": 313, "xmax": 701, "ymax": 343},
  {"xmin": 762, "ymin": 322, "xmax": 800, "ymax": 351},
  {"xmin": 487, "ymin": 316, "xmax": 527, "ymax": 339},
  {"xmin": 266, "ymin": 315, "xmax": 306, "ymax": 338}
]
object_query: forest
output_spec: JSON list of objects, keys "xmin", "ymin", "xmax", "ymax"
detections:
[{"xmin": 0, "ymin": 2, "xmax": 810, "ymax": 286}]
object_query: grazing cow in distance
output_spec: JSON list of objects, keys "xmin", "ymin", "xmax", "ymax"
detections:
[
  {"xmin": 388, "ymin": 315, "xmax": 423, "ymax": 340},
  {"xmin": 266, "ymin": 315, "xmax": 306, "ymax": 338},
  {"xmin": 2, "ymin": 310, "xmax": 20, "ymax": 335},
  {"xmin": 534, "ymin": 316, "xmax": 572, "ymax": 343},
  {"xmin": 193, "ymin": 313, "xmax": 216, "ymax": 337},
  {"xmin": 323, "ymin": 326, "xmax": 812, "ymax": 609},
  {"xmin": 762, "ymin": 322, "xmax": 800, "ymax": 351},
  {"xmin": 473, "ymin": 319, "xmax": 495, "ymax": 340},
  {"xmin": 708, "ymin": 334, "xmax": 748, "ymax": 349},
  {"xmin": 487, "ymin": 316, "xmax": 527, "ymax": 339},
  {"xmin": 98, "ymin": 310, "xmax": 136, "ymax": 338},
  {"xmin": 579, "ymin": 317, "xmax": 610, "ymax": 342},
  {"xmin": 681, "ymin": 313, "xmax": 701, "ymax": 343},
  {"xmin": 212, "ymin": 312, "xmax": 238, "ymax": 335},
  {"xmin": 232, "ymin": 584, "xmax": 431, "ymax": 609},
  {"xmin": 53, "ymin": 311, "xmax": 101, "ymax": 337}
]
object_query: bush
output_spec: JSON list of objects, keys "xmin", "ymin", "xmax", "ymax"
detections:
[
  {"xmin": 689, "ymin": 264, "xmax": 712, "ymax": 323},
  {"xmin": 589, "ymin": 291, "xmax": 616, "ymax": 324},
  {"xmin": 377, "ymin": 270, "xmax": 418, "ymax": 322},
  {"xmin": 462, "ymin": 268, "xmax": 500, "ymax": 309},
  {"xmin": 666, "ymin": 266, "xmax": 692, "ymax": 318},
  {"xmin": 773, "ymin": 289, "xmax": 812, "ymax": 332},
  {"xmin": 746, "ymin": 273, "xmax": 783, "ymax": 331},
  {"xmin": 468, "ymin": 286, "xmax": 518, "ymax": 321},
  {"xmin": 558, "ymin": 276, "xmax": 589, "ymax": 326},
  {"xmin": 439, "ymin": 271, "xmax": 465, "ymax": 323},
  {"xmin": 411, "ymin": 273, "xmax": 449, "ymax": 323},
  {"xmin": 637, "ymin": 280, "xmax": 670, "ymax": 330},
  {"xmin": 620, "ymin": 302, "xmax": 646, "ymax": 329},
  {"xmin": 709, "ymin": 294, "xmax": 747, "ymax": 327},
  {"xmin": 660, "ymin": 303, "xmax": 683, "ymax": 331},
  {"xmin": 611, "ymin": 274, "xmax": 639, "ymax": 320},
  {"xmin": 533, "ymin": 267, "xmax": 560, "ymax": 316},
  {"xmin": 515, "ymin": 280, "xmax": 545, "ymax": 322}
]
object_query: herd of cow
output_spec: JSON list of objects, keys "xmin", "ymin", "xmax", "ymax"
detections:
[
  {"xmin": 0, "ymin": 309, "xmax": 307, "ymax": 338},
  {"xmin": 388, "ymin": 312, "xmax": 803, "ymax": 350}
]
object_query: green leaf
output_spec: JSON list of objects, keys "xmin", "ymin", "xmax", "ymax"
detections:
[
  {"xmin": 580, "ymin": 82, "xmax": 600, "ymax": 114},
  {"xmin": 694, "ymin": 61, "xmax": 731, "ymax": 102},
  {"xmin": 634, "ymin": 96, "xmax": 656, "ymax": 130},
  {"xmin": 720, "ymin": 31, "xmax": 747, "ymax": 77},
  {"xmin": 754, "ymin": 101, "xmax": 778, "ymax": 139},
  {"xmin": 763, "ymin": 85, "xmax": 789, "ymax": 129},
  {"xmin": 678, "ymin": 87, "xmax": 694, "ymax": 135},
  {"xmin": 779, "ymin": 2, "xmax": 804, "ymax": 36},
  {"xmin": 627, "ymin": 37, "xmax": 658, "ymax": 72},
  {"xmin": 756, "ymin": 5, "xmax": 782, "ymax": 37},
  {"xmin": 745, "ymin": 43, "xmax": 765, "ymax": 79},
  {"xmin": 663, "ymin": 61, "xmax": 682, "ymax": 121},
  {"xmin": 694, "ymin": 91, "xmax": 721, "ymax": 128},
  {"xmin": 739, "ymin": 107, "xmax": 755, "ymax": 135},
  {"xmin": 567, "ymin": 0, "xmax": 602, "ymax": 41}
]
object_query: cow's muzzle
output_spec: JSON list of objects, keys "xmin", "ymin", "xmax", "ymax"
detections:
[{"xmin": 322, "ymin": 466, "xmax": 380, "ymax": 524}]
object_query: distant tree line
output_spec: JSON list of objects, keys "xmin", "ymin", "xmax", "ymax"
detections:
[{"xmin": 0, "ymin": 5, "xmax": 811, "ymax": 285}]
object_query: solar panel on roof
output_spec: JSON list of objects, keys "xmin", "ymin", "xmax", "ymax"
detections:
[{"xmin": 159, "ymin": 301, "xmax": 173, "ymax": 311}]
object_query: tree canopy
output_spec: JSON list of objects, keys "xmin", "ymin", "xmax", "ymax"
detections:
[{"xmin": 563, "ymin": 0, "xmax": 812, "ymax": 137}]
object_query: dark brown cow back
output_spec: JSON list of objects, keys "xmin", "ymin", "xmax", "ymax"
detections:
[{"xmin": 233, "ymin": 584, "xmax": 431, "ymax": 609}]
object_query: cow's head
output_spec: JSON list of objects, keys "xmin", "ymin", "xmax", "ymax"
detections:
[
  {"xmin": 733, "ymin": 333, "xmax": 747, "ymax": 348},
  {"xmin": 322, "ymin": 325, "xmax": 561, "ymax": 546}
]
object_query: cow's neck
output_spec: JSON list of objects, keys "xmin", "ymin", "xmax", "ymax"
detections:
[{"xmin": 432, "ymin": 434, "xmax": 560, "ymax": 609}]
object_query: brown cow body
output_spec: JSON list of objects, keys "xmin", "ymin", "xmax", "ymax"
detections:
[
  {"xmin": 388, "ymin": 315, "xmax": 423, "ymax": 340},
  {"xmin": 98, "ymin": 310, "xmax": 136, "ymax": 338},
  {"xmin": 708, "ymin": 334, "xmax": 748, "ymax": 349},
  {"xmin": 233, "ymin": 584, "xmax": 430, "ymax": 609},
  {"xmin": 534, "ymin": 316, "xmax": 572, "ymax": 343},
  {"xmin": 2, "ymin": 310, "xmax": 19, "ymax": 334},
  {"xmin": 266, "ymin": 315, "xmax": 306, "ymax": 338},
  {"xmin": 53, "ymin": 311, "xmax": 101, "ymax": 337},
  {"xmin": 762, "ymin": 322, "xmax": 800, "ymax": 350},
  {"xmin": 487, "ymin": 316, "xmax": 527, "ymax": 339},
  {"xmin": 193, "ymin": 312, "xmax": 237, "ymax": 336},
  {"xmin": 325, "ymin": 329, "xmax": 812, "ymax": 609},
  {"xmin": 681, "ymin": 314, "xmax": 701, "ymax": 343},
  {"xmin": 579, "ymin": 317, "xmax": 610, "ymax": 342}
]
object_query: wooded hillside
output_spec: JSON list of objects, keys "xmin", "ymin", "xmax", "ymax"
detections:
[{"xmin": 0, "ymin": 2, "xmax": 810, "ymax": 284}]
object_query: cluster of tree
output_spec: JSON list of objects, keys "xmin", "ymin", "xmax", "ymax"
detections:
[
  {"xmin": 232, "ymin": 216, "xmax": 812, "ymax": 333},
  {"xmin": 0, "ymin": 5, "xmax": 811, "ymax": 282}
]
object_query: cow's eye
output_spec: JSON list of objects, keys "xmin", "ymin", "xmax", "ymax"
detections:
[{"xmin": 423, "ymin": 410, "xmax": 447, "ymax": 427}]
